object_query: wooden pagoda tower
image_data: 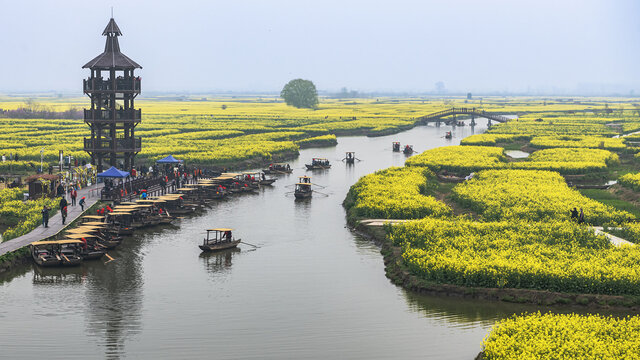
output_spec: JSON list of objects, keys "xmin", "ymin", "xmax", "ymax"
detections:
[{"xmin": 83, "ymin": 18, "xmax": 142, "ymax": 172}]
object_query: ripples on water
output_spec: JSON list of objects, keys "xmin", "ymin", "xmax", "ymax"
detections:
[{"xmin": 0, "ymin": 122, "xmax": 553, "ymax": 359}]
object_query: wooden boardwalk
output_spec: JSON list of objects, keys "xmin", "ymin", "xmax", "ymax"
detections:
[
  {"xmin": 0, "ymin": 183, "xmax": 104, "ymax": 257},
  {"xmin": 360, "ymin": 220, "xmax": 635, "ymax": 247},
  {"xmin": 593, "ymin": 227, "xmax": 635, "ymax": 247}
]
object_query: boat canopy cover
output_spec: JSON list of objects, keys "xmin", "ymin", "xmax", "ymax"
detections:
[
  {"xmin": 299, "ymin": 176, "xmax": 311, "ymax": 179},
  {"xmin": 57, "ymin": 239, "xmax": 85, "ymax": 244},
  {"xmin": 312, "ymin": 158, "xmax": 328, "ymax": 160},
  {"xmin": 97, "ymin": 166, "xmax": 130, "ymax": 178},
  {"xmin": 83, "ymin": 215, "xmax": 105, "ymax": 219},
  {"xmin": 67, "ymin": 227, "xmax": 99, "ymax": 233},
  {"xmin": 296, "ymin": 183, "xmax": 312, "ymax": 186},
  {"xmin": 31, "ymin": 240, "xmax": 61, "ymax": 246},
  {"xmin": 65, "ymin": 233, "xmax": 96, "ymax": 239},
  {"xmin": 156, "ymin": 155, "xmax": 183, "ymax": 164},
  {"xmin": 83, "ymin": 221, "xmax": 107, "ymax": 226},
  {"xmin": 177, "ymin": 188, "xmax": 195, "ymax": 191},
  {"xmin": 207, "ymin": 228, "xmax": 233, "ymax": 232}
]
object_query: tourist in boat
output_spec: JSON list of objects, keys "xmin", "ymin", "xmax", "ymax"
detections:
[{"xmin": 59, "ymin": 197, "xmax": 68, "ymax": 225}]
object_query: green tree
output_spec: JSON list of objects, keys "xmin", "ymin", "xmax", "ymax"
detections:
[{"xmin": 280, "ymin": 79, "xmax": 319, "ymax": 109}]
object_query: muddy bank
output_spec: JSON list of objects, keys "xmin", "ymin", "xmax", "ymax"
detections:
[
  {"xmin": 349, "ymin": 220, "xmax": 640, "ymax": 311},
  {"xmin": 0, "ymin": 247, "xmax": 30, "ymax": 274}
]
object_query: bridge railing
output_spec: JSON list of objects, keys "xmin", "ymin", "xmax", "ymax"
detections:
[{"xmin": 420, "ymin": 107, "xmax": 510, "ymax": 123}]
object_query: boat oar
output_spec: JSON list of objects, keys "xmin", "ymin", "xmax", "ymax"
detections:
[
  {"xmin": 240, "ymin": 241, "xmax": 260, "ymax": 248},
  {"xmin": 313, "ymin": 190, "xmax": 330, "ymax": 197},
  {"xmin": 104, "ymin": 253, "xmax": 116, "ymax": 264},
  {"xmin": 61, "ymin": 253, "xmax": 70, "ymax": 262}
]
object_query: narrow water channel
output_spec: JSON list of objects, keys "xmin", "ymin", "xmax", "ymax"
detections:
[{"xmin": 0, "ymin": 121, "xmax": 533, "ymax": 359}]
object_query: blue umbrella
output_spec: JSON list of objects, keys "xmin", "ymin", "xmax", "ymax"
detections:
[
  {"xmin": 97, "ymin": 166, "xmax": 130, "ymax": 178},
  {"xmin": 156, "ymin": 155, "xmax": 183, "ymax": 164}
]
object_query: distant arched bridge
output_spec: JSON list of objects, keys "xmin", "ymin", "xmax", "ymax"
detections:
[{"xmin": 418, "ymin": 107, "xmax": 512, "ymax": 124}]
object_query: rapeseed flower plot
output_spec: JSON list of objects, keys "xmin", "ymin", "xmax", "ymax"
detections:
[
  {"xmin": 619, "ymin": 173, "xmax": 640, "ymax": 191},
  {"xmin": 345, "ymin": 167, "xmax": 451, "ymax": 219},
  {"xmin": 451, "ymin": 169, "xmax": 630, "ymax": 225},
  {"xmin": 482, "ymin": 312, "xmax": 640, "ymax": 360},
  {"xmin": 392, "ymin": 218, "xmax": 640, "ymax": 295},
  {"xmin": 405, "ymin": 146, "xmax": 508, "ymax": 173}
]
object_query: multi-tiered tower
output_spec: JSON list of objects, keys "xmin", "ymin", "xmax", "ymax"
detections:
[{"xmin": 83, "ymin": 18, "xmax": 142, "ymax": 172}]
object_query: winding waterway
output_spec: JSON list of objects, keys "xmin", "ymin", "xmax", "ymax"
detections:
[{"xmin": 0, "ymin": 121, "xmax": 537, "ymax": 359}]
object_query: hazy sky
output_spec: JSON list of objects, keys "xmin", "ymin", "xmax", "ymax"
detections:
[{"xmin": 0, "ymin": 0, "xmax": 638, "ymax": 94}]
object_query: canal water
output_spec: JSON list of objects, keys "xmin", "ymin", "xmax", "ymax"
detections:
[{"xmin": 0, "ymin": 121, "xmax": 531, "ymax": 359}]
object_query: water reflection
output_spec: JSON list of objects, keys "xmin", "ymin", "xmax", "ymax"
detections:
[
  {"xmin": 0, "ymin": 263, "xmax": 31, "ymax": 286},
  {"xmin": 199, "ymin": 248, "xmax": 240, "ymax": 275},
  {"xmin": 33, "ymin": 265, "xmax": 85, "ymax": 286},
  {"xmin": 83, "ymin": 235, "xmax": 145, "ymax": 359}
]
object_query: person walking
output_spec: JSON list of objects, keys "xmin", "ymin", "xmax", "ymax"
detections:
[
  {"xmin": 570, "ymin": 207, "xmax": 578, "ymax": 221},
  {"xmin": 70, "ymin": 188, "xmax": 77, "ymax": 206},
  {"xmin": 79, "ymin": 196, "xmax": 86, "ymax": 211},
  {"xmin": 41, "ymin": 205, "xmax": 50, "ymax": 228},
  {"xmin": 578, "ymin": 208, "xmax": 585, "ymax": 224},
  {"xmin": 60, "ymin": 197, "xmax": 68, "ymax": 225}
]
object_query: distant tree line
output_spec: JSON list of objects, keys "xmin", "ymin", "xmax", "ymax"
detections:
[{"xmin": 0, "ymin": 99, "xmax": 82, "ymax": 119}]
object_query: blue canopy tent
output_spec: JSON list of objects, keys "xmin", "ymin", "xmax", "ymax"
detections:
[
  {"xmin": 97, "ymin": 166, "xmax": 130, "ymax": 178},
  {"xmin": 156, "ymin": 155, "xmax": 183, "ymax": 164}
]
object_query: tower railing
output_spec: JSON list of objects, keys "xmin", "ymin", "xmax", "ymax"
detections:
[
  {"xmin": 84, "ymin": 137, "xmax": 141, "ymax": 152},
  {"xmin": 83, "ymin": 77, "xmax": 141, "ymax": 93},
  {"xmin": 83, "ymin": 108, "xmax": 141, "ymax": 122}
]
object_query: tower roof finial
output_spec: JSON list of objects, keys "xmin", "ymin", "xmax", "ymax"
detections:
[{"xmin": 102, "ymin": 17, "xmax": 122, "ymax": 36}]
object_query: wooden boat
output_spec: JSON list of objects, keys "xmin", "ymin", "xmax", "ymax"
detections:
[
  {"xmin": 259, "ymin": 178, "xmax": 276, "ymax": 186},
  {"xmin": 306, "ymin": 158, "xmax": 331, "ymax": 170},
  {"xmin": 80, "ymin": 245, "xmax": 105, "ymax": 260},
  {"xmin": 392, "ymin": 142, "xmax": 401, "ymax": 152},
  {"xmin": 403, "ymin": 145, "xmax": 414, "ymax": 154},
  {"xmin": 263, "ymin": 163, "xmax": 293, "ymax": 174},
  {"xmin": 445, "ymin": 131, "xmax": 453, "ymax": 139},
  {"xmin": 200, "ymin": 228, "xmax": 241, "ymax": 252},
  {"xmin": 30, "ymin": 241, "xmax": 62, "ymax": 267},
  {"xmin": 108, "ymin": 225, "xmax": 134, "ymax": 236},
  {"xmin": 58, "ymin": 240, "xmax": 83, "ymax": 266},
  {"xmin": 166, "ymin": 206, "xmax": 196, "ymax": 215},
  {"xmin": 294, "ymin": 182, "xmax": 312, "ymax": 199},
  {"xmin": 437, "ymin": 172, "xmax": 465, "ymax": 183},
  {"xmin": 344, "ymin": 152, "xmax": 356, "ymax": 164},
  {"xmin": 81, "ymin": 215, "xmax": 105, "ymax": 223}
]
